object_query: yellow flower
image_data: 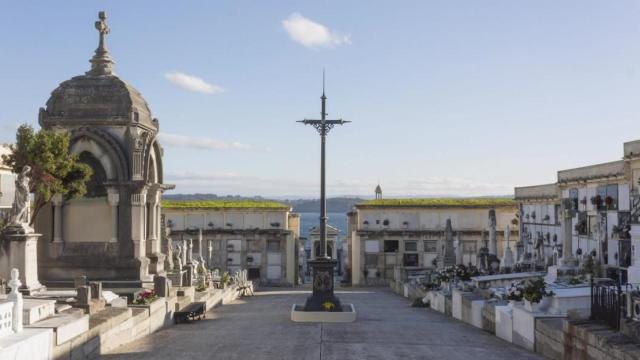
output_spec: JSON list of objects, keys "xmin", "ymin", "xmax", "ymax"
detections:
[{"xmin": 322, "ymin": 302, "xmax": 335, "ymax": 311}]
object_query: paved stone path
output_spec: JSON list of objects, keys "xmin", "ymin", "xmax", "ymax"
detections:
[{"xmin": 102, "ymin": 288, "xmax": 541, "ymax": 360}]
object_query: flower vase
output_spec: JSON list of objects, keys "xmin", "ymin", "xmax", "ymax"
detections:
[
  {"xmin": 539, "ymin": 295, "xmax": 552, "ymax": 311},
  {"xmin": 524, "ymin": 299, "xmax": 541, "ymax": 312}
]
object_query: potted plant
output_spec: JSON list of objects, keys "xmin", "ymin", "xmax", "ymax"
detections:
[
  {"xmin": 605, "ymin": 196, "xmax": 614, "ymax": 209},
  {"xmin": 506, "ymin": 282, "xmax": 524, "ymax": 308},
  {"xmin": 522, "ymin": 278, "xmax": 554, "ymax": 312},
  {"xmin": 511, "ymin": 218, "xmax": 518, "ymax": 226},
  {"xmin": 221, "ymin": 271, "xmax": 231, "ymax": 288},
  {"xmin": 196, "ymin": 279, "xmax": 208, "ymax": 292}
]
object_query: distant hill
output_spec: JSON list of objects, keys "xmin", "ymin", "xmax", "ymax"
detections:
[
  {"xmin": 283, "ymin": 197, "xmax": 365, "ymax": 213},
  {"xmin": 162, "ymin": 194, "xmax": 364, "ymax": 213}
]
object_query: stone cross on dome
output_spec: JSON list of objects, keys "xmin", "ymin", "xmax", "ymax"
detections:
[{"xmin": 87, "ymin": 11, "xmax": 115, "ymax": 76}]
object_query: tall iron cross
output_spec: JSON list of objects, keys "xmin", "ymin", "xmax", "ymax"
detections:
[{"xmin": 297, "ymin": 74, "xmax": 350, "ymax": 259}]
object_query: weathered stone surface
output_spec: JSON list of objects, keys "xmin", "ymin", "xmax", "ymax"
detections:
[
  {"xmin": 89, "ymin": 281, "xmax": 102, "ymax": 299},
  {"xmin": 77, "ymin": 286, "xmax": 91, "ymax": 305},
  {"xmin": 154, "ymin": 275, "xmax": 171, "ymax": 298},
  {"xmin": 22, "ymin": 298, "xmax": 56, "ymax": 325}
]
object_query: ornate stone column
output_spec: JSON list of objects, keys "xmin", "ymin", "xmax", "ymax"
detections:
[
  {"xmin": 107, "ymin": 190, "xmax": 119, "ymax": 243},
  {"xmin": 51, "ymin": 193, "xmax": 63, "ymax": 243},
  {"xmin": 146, "ymin": 189, "xmax": 160, "ymax": 254},
  {"xmin": 560, "ymin": 202, "xmax": 576, "ymax": 267},
  {"xmin": 146, "ymin": 188, "xmax": 165, "ymax": 275},
  {"xmin": 130, "ymin": 191, "xmax": 147, "ymax": 259},
  {"xmin": 131, "ymin": 190, "xmax": 153, "ymax": 280}
]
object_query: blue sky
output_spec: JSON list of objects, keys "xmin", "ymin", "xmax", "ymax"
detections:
[{"xmin": 1, "ymin": 1, "xmax": 640, "ymax": 197}]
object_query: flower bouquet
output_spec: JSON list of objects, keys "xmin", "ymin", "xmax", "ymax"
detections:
[{"xmin": 133, "ymin": 289, "xmax": 159, "ymax": 305}]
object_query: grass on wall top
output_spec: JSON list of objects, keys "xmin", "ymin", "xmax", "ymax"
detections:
[
  {"xmin": 161, "ymin": 200, "xmax": 290, "ymax": 210},
  {"xmin": 357, "ymin": 198, "xmax": 516, "ymax": 208}
]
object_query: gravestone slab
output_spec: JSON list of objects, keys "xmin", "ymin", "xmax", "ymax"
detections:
[
  {"xmin": 22, "ymin": 298, "xmax": 55, "ymax": 325},
  {"xmin": 154, "ymin": 275, "xmax": 171, "ymax": 297},
  {"xmin": 89, "ymin": 282, "xmax": 102, "ymax": 300},
  {"xmin": 26, "ymin": 312, "xmax": 89, "ymax": 345},
  {"xmin": 77, "ymin": 286, "xmax": 91, "ymax": 305},
  {"xmin": 73, "ymin": 276, "xmax": 87, "ymax": 289},
  {"xmin": 102, "ymin": 291, "xmax": 119, "ymax": 304}
]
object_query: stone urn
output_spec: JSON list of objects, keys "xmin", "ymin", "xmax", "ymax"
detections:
[{"xmin": 524, "ymin": 296, "xmax": 551, "ymax": 312}]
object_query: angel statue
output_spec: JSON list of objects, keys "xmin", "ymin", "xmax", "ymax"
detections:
[{"xmin": 7, "ymin": 166, "xmax": 33, "ymax": 233}]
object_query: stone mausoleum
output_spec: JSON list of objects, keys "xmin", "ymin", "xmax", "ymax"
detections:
[
  {"xmin": 162, "ymin": 201, "xmax": 300, "ymax": 286},
  {"xmin": 34, "ymin": 12, "xmax": 174, "ymax": 282},
  {"xmin": 347, "ymin": 191, "xmax": 519, "ymax": 285}
]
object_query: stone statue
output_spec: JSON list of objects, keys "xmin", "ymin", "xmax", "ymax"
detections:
[
  {"xmin": 535, "ymin": 232, "xmax": 544, "ymax": 262},
  {"xmin": 173, "ymin": 243, "xmax": 183, "ymax": 271},
  {"xmin": 187, "ymin": 239, "xmax": 194, "ymax": 264},
  {"xmin": 502, "ymin": 225, "xmax": 514, "ymax": 268},
  {"xmin": 7, "ymin": 166, "xmax": 32, "ymax": 233},
  {"xmin": 488, "ymin": 209, "xmax": 497, "ymax": 255}
]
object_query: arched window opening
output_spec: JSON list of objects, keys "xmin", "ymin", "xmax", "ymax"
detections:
[{"xmin": 79, "ymin": 151, "xmax": 107, "ymax": 197}]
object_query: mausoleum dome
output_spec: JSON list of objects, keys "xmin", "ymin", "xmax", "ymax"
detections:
[
  {"xmin": 39, "ymin": 11, "xmax": 157, "ymax": 130},
  {"xmin": 42, "ymin": 75, "xmax": 156, "ymax": 129}
]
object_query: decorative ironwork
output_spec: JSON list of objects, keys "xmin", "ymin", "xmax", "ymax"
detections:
[
  {"xmin": 590, "ymin": 278, "xmax": 625, "ymax": 331},
  {"xmin": 298, "ymin": 73, "xmax": 349, "ymax": 312}
]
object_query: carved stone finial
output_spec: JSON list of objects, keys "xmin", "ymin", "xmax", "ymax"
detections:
[{"xmin": 87, "ymin": 11, "xmax": 115, "ymax": 76}]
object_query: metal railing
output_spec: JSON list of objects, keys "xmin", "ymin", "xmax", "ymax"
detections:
[{"xmin": 590, "ymin": 278, "xmax": 625, "ymax": 330}]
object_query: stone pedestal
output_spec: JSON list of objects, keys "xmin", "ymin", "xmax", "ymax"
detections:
[
  {"xmin": 167, "ymin": 270, "xmax": 185, "ymax": 287},
  {"xmin": 0, "ymin": 232, "xmax": 44, "ymax": 295},
  {"xmin": 148, "ymin": 252, "xmax": 167, "ymax": 277},
  {"xmin": 304, "ymin": 259, "xmax": 342, "ymax": 312}
]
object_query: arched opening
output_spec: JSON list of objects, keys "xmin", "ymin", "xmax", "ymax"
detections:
[{"xmin": 79, "ymin": 151, "xmax": 107, "ymax": 198}]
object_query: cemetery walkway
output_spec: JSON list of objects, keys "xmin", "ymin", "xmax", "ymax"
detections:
[{"xmin": 101, "ymin": 287, "xmax": 541, "ymax": 360}]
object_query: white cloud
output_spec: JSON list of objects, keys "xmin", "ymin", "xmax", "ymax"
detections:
[
  {"xmin": 159, "ymin": 133, "xmax": 255, "ymax": 151},
  {"xmin": 282, "ymin": 13, "xmax": 351, "ymax": 49},
  {"xmin": 164, "ymin": 72, "xmax": 225, "ymax": 94}
]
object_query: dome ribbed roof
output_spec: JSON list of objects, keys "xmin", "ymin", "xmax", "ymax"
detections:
[{"xmin": 42, "ymin": 74, "xmax": 155, "ymax": 128}]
